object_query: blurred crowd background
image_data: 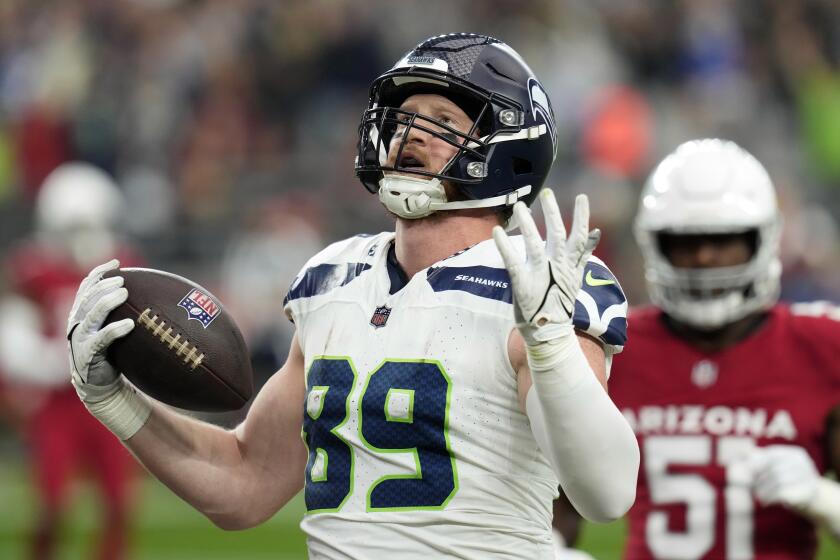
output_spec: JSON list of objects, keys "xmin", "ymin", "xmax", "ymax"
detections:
[
  {"xmin": 1, "ymin": 0, "xmax": 840, "ymax": 557},
  {"xmin": 2, "ymin": 0, "xmax": 840, "ymax": 381},
  {"xmin": 0, "ymin": 0, "xmax": 839, "ymax": 426}
]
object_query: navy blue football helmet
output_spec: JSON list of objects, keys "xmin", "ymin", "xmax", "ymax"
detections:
[{"xmin": 356, "ymin": 33, "xmax": 557, "ymax": 218}]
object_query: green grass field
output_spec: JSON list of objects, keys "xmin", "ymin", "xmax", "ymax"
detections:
[
  {"xmin": 0, "ymin": 460, "xmax": 838, "ymax": 559},
  {"xmin": 0, "ymin": 461, "xmax": 308, "ymax": 560}
]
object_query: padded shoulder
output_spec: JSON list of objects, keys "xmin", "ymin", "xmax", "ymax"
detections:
[
  {"xmin": 447, "ymin": 239, "xmax": 628, "ymax": 352},
  {"xmin": 283, "ymin": 233, "xmax": 392, "ymax": 318},
  {"xmin": 574, "ymin": 255, "xmax": 628, "ymax": 352}
]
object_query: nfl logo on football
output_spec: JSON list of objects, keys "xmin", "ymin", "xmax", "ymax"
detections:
[
  {"xmin": 178, "ymin": 289, "xmax": 221, "ymax": 328},
  {"xmin": 370, "ymin": 305, "xmax": 391, "ymax": 329}
]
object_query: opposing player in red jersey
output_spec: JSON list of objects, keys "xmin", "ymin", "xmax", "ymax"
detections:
[
  {"xmin": 0, "ymin": 163, "xmax": 142, "ymax": 560},
  {"xmin": 553, "ymin": 139, "xmax": 840, "ymax": 559}
]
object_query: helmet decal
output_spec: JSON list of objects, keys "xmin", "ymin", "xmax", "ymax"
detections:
[
  {"xmin": 393, "ymin": 54, "xmax": 449, "ymax": 73},
  {"xmin": 528, "ymin": 78, "xmax": 557, "ymax": 156}
]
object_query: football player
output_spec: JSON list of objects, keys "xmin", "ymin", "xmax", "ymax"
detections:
[
  {"xmin": 0, "ymin": 162, "xmax": 142, "ymax": 560},
  {"xmin": 67, "ymin": 34, "xmax": 639, "ymax": 558},
  {"xmin": 553, "ymin": 139, "xmax": 840, "ymax": 559}
]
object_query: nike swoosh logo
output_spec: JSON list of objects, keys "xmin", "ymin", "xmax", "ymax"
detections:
[{"xmin": 585, "ymin": 270, "xmax": 615, "ymax": 287}]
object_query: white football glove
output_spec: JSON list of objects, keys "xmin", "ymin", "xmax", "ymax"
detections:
[
  {"xmin": 492, "ymin": 190, "xmax": 600, "ymax": 347},
  {"xmin": 748, "ymin": 444, "xmax": 819, "ymax": 509},
  {"xmin": 67, "ymin": 259, "xmax": 151, "ymax": 440},
  {"xmin": 67, "ymin": 259, "xmax": 134, "ymax": 392}
]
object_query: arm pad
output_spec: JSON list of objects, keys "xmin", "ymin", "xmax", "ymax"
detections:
[{"xmin": 525, "ymin": 332, "xmax": 639, "ymax": 522}]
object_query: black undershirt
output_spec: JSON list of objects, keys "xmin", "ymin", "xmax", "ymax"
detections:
[{"xmin": 386, "ymin": 242, "xmax": 409, "ymax": 295}]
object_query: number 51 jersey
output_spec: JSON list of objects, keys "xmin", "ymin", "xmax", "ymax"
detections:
[
  {"xmin": 283, "ymin": 232, "xmax": 627, "ymax": 560},
  {"xmin": 610, "ymin": 305, "xmax": 840, "ymax": 560}
]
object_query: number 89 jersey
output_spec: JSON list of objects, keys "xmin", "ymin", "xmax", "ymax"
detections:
[{"xmin": 283, "ymin": 232, "xmax": 627, "ymax": 560}]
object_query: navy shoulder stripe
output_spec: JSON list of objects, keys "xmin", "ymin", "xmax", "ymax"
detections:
[
  {"xmin": 427, "ymin": 265, "xmax": 512, "ymax": 303},
  {"xmin": 284, "ymin": 262, "xmax": 372, "ymax": 304}
]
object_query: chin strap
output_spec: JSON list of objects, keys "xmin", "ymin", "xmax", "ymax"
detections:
[
  {"xmin": 430, "ymin": 185, "xmax": 532, "ymax": 211},
  {"xmin": 378, "ymin": 175, "xmax": 532, "ymax": 219}
]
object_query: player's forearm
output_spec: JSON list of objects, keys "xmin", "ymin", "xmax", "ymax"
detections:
[
  {"xmin": 125, "ymin": 399, "xmax": 257, "ymax": 527},
  {"xmin": 526, "ymin": 332, "xmax": 639, "ymax": 523},
  {"xmin": 125, "ymin": 391, "xmax": 305, "ymax": 530},
  {"xmin": 77, "ymin": 375, "xmax": 305, "ymax": 529}
]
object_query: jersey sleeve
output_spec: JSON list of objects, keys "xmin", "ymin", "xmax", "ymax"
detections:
[
  {"xmin": 282, "ymin": 234, "xmax": 383, "ymax": 325},
  {"xmin": 572, "ymin": 256, "xmax": 628, "ymax": 355}
]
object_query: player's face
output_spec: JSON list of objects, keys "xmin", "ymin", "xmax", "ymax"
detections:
[
  {"xmin": 385, "ymin": 94, "xmax": 475, "ymax": 176},
  {"xmin": 659, "ymin": 232, "xmax": 755, "ymax": 269}
]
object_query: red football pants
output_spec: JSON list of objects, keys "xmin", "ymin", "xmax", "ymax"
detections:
[{"xmin": 25, "ymin": 387, "xmax": 137, "ymax": 560}]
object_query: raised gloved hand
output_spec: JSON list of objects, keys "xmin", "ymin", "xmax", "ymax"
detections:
[
  {"xmin": 493, "ymin": 189, "xmax": 639, "ymax": 522},
  {"xmin": 492, "ymin": 189, "xmax": 600, "ymax": 347},
  {"xmin": 67, "ymin": 259, "xmax": 134, "ymax": 392},
  {"xmin": 748, "ymin": 444, "xmax": 819, "ymax": 509}
]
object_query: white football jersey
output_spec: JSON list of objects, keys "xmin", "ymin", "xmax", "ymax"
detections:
[{"xmin": 283, "ymin": 232, "xmax": 627, "ymax": 560}]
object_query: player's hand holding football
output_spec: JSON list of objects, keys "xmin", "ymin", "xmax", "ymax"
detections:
[
  {"xmin": 67, "ymin": 259, "xmax": 150, "ymax": 440},
  {"xmin": 68, "ymin": 259, "xmax": 133, "ymax": 391},
  {"xmin": 492, "ymin": 189, "xmax": 600, "ymax": 348}
]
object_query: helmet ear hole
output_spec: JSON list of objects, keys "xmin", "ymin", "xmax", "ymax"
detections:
[{"xmin": 512, "ymin": 157, "xmax": 532, "ymax": 176}]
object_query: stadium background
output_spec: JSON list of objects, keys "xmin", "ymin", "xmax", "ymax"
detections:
[{"xmin": 1, "ymin": 0, "xmax": 840, "ymax": 557}]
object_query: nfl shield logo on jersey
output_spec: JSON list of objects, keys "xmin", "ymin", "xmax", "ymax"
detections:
[
  {"xmin": 370, "ymin": 305, "xmax": 391, "ymax": 328},
  {"xmin": 691, "ymin": 359, "xmax": 718, "ymax": 388}
]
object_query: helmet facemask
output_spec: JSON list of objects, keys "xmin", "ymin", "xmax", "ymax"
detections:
[
  {"xmin": 359, "ymin": 97, "xmax": 490, "ymax": 186},
  {"xmin": 638, "ymin": 224, "xmax": 782, "ymax": 330}
]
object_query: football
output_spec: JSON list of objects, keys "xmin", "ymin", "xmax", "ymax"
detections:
[{"xmin": 102, "ymin": 268, "xmax": 253, "ymax": 411}]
